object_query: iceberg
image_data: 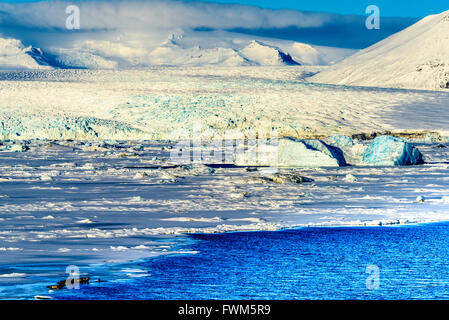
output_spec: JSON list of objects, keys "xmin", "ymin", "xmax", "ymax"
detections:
[
  {"xmin": 8, "ymin": 143, "xmax": 29, "ymax": 152},
  {"xmin": 361, "ymin": 136, "xmax": 424, "ymax": 166},
  {"xmin": 236, "ymin": 137, "xmax": 347, "ymax": 167},
  {"xmin": 325, "ymin": 135, "xmax": 367, "ymax": 165}
]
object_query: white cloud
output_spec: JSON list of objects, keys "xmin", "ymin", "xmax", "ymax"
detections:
[{"xmin": 0, "ymin": 0, "xmax": 332, "ymax": 31}]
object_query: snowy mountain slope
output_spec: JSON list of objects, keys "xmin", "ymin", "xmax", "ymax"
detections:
[
  {"xmin": 0, "ymin": 37, "xmax": 52, "ymax": 70},
  {"xmin": 311, "ymin": 10, "xmax": 449, "ymax": 91}
]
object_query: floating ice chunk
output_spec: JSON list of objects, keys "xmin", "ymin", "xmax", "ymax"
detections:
[
  {"xmin": 416, "ymin": 196, "xmax": 425, "ymax": 203},
  {"xmin": 160, "ymin": 217, "xmax": 223, "ymax": 223},
  {"xmin": 134, "ymin": 172, "xmax": 148, "ymax": 179},
  {"xmin": 0, "ymin": 273, "xmax": 26, "ymax": 278},
  {"xmin": 8, "ymin": 144, "xmax": 29, "ymax": 152},
  {"xmin": 40, "ymin": 175, "xmax": 53, "ymax": 181},
  {"xmin": 126, "ymin": 273, "xmax": 149, "ymax": 278},
  {"xmin": 131, "ymin": 245, "xmax": 151, "ymax": 250},
  {"xmin": 77, "ymin": 218, "xmax": 94, "ymax": 224},
  {"xmin": 110, "ymin": 246, "xmax": 128, "ymax": 251},
  {"xmin": 277, "ymin": 137, "xmax": 347, "ymax": 167},
  {"xmin": 362, "ymin": 136, "xmax": 424, "ymax": 166},
  {"xmin": 343, "ymin": 174, "xmax": 358, "ymax": 182},
  {"xmin": 129, "ymin": 196, "xmax": 142, "ymax": 202},
  {"xmin": 122, "ymin": 268, "xmax": 149, "ymax": 278}
]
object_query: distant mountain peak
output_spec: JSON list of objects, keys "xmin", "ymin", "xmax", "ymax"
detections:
[{"xmin": 240, "ymin": 40, "xmax": 300, "ymax": 66}]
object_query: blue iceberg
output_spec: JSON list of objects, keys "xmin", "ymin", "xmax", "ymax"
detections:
[{"xmin": 362, "ymin": 136, "xmax": 424, "ymax": 166}]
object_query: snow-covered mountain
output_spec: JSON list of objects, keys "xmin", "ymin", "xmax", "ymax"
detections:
[
  {"xmin": 311, "ymin": 10, "xmax": 449, "ymax": 91},
  {"xmin": 148, "ymin": 38, "xmax": 301, "ymax": 66},
  {"xmin": 148, "ymin": 36, "xmax": 252, "ymax": 66},
  {"xmin": 239, "ymin": 40, "xmax": 299, "ymax": 66},
  {"xmin": 0, "ymin": 30, "xmax": 355, "ymax": 69},
  {"xmin": 0, "ymin": 37, "xmax": 52, "ymax": 70}
]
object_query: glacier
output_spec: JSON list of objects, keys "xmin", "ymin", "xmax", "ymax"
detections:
[{"xmin": 2, "ymin": 68, "xmax": 449, "ymax": 142}]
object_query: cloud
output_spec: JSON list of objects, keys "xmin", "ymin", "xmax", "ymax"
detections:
[
  {"xmin": 0, "ymin": 0, "xmax": 417, "ymax": 50},
  {"xmin": 0, "ymin": 0, "xmax": 333, "ymax": 31}
]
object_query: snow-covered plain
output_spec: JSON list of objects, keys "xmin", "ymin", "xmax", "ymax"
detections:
[{"xmin": 1, "ymin": 67, "xmax": 449, "ymax": 298}]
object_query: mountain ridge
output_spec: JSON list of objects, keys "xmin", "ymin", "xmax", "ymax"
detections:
[{"xmin": 0, "ymin": 30, "xmax": 355, "ymax": 69}]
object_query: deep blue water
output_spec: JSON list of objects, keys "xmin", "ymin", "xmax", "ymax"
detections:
[{"xmin": 54, "ymin": 223, "xmax": 449, "ymax": 300}]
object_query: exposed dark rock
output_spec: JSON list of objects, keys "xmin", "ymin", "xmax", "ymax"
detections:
[{"xmin": 47, "ymin": 277, "xmax": 90, "ymax": 290}]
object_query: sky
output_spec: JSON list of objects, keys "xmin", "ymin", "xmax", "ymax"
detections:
[
  {"xmin": 0, "ymin": 0, "xmax": 447, "ymax": 49},
  {"xmin": 199, "ymin": 0, "xmax": 449, "ymax": 18},
  {"xmin": 2, "ymin": 0, "xmax": 448, "ymax": 18}
]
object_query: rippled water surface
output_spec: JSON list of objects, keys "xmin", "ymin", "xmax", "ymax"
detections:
[{"xmin": 54, "ymin": 223, "xmax": 449, "ymax": 300}]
